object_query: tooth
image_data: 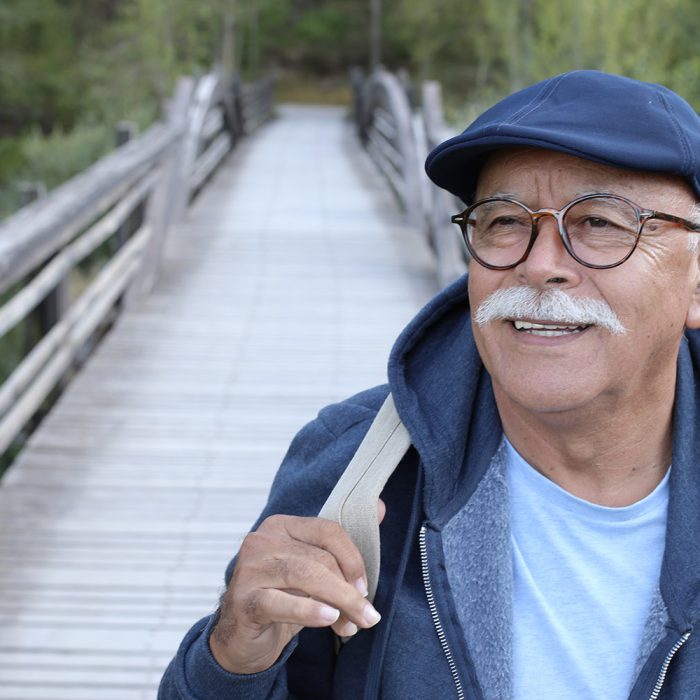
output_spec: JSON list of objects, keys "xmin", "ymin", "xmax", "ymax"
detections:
[{"xmin": 513, "ymin": 320, "xmax": 583, "ymax": 331}]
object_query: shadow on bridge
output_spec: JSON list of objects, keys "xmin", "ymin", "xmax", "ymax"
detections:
[{"xmin": 0, "ymin": 69, "xmax": 464, "ymax": 697}]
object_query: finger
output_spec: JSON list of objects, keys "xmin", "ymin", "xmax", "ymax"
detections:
[
  {"xmin": 331, "ymin": 614, "xmax": 359, "ymax": 638},
  {"xmin": 279, "ymin": 597, "xmax": 358, "ymax": 637},
  {"xmin": 256, "ymin": 554, "xmax": 380, "ymax": 630},
  {"xmin": 245, "ymin": 588, "xmax": 341, "ymax": 628}
]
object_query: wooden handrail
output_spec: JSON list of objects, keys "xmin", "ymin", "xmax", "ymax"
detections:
[
  {"xmin": 0, "ymin": 70, "xmax": 275, "ymax": 456},
  {"xmin": 0, "ymin": 123, "xmax": 177, "ymax": 296},
  {"xmin": 358, "ymin": 68, "xmax": 424, "ymax": 229},
  {"xmin": 351, "ymin": 68, "xmax": 468, "ymax": 288}
]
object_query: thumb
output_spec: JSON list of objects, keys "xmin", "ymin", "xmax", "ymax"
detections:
[{"xmin": 377, "ymin": 498, "xmax": 386, "ymax": 525}]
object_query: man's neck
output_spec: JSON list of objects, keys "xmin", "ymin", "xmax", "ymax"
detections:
[{"xmin": 495, "ymin": 389, "xmax": 674, "ymax": 507}]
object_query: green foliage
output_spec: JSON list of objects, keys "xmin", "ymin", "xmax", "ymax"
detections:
[
  {"xmin": 19, "ymin": 123, "xmax": 113, "ymax": 189},
  {"xmin": 3, "ymin": 0, "xmax": 699, "ymax": 138},
  {"xmin": 251, "ymin": 0, "xmax": 369, "ymax": 74},
  {"xmin": 0, "ymin": 0, "xmax": 229, "ymax": 220},
  {"xmin": 0, "ymin": 119, "xmax": 126, "ymax": 220},
  {"xmin": 239, "ymin": 0, "xmax": 700, "ymax": 115},
  {"xmin": 0, "ymin": 139, "xmax": 24, "ymax": 202},
  {"xmin": 384, "ymin": 0, "xmax": 700, "ymax": 114},
  {"xmin": 0, "ymin": 0, "xmax": 121, "ymax": 134},
  {"xmin": 3, "ymin": 0, "xmax": 700, "ymax": 215},
  {"xmin": 85, "ymin": 0, "xmax": 228, "ymax": 121},
  {"xmin": 0, "ymin": 0, "xmax": 231, "ymax": 142}
]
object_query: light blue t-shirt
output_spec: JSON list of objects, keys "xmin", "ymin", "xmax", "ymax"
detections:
[{"xmin": 505, "ymin": 439, "xmax": 669, "ymax": 699}]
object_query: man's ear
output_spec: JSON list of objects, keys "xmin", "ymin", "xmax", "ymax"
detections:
[{"xmin": 685, "ymin": 251, "xmax": 700, "ymax": 329}]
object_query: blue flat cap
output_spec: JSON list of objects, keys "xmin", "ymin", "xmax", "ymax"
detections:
[{"xmin": 425, "ymin": 70, "xmax": 700, "ymax": 203}]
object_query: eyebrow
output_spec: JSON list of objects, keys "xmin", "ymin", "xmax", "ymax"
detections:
[
  {"xmin": 482, "ymin": 190, "xmax": 519, "ymax": 199},
  {"xmin": 480, "ymin": 189, "xmax": 618, "ymax": 203}
]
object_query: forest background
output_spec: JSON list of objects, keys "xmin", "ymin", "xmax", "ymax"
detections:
[{"xmin": 3, "ymin": 0, "xmax": 700, "ymax": 220}]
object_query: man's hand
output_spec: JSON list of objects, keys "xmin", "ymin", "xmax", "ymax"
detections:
[{"xmin": 209, "ymin": 500, "xmax": 385, "ymax": 675}]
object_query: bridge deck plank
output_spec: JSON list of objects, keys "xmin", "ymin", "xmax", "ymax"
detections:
[{"xmin": 0, "ymin": 105, "xmax": 437, "ymax": 696}]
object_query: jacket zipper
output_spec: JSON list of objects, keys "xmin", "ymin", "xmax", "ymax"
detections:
[
  {"xmin": 648, "ymin": 631, "xmax": 691, "ymax": 700},
  {"xmin": 419, "ymin": 525, "xmax": 465, "ymax": 700},
  {"xmin": 420, "ymin": 527, "xmax": 693, "ymax": 700}
]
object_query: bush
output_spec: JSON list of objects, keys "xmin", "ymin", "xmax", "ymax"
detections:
[{"xmin": 0, "ymin": 100, "xmax": 159, "ymax": 221}]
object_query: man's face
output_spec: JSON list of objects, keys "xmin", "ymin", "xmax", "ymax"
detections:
[{"xmin": 468, "ymin": 147, "xmax": 700, "ymax": 422}]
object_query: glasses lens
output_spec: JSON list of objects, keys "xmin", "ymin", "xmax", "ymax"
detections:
[
  {"xmin": 466, "ymin": 200, "xmax": 532, "ymax": 267},
  {"xmin": 563, "ymin": 196, "xmax": 640, "ymax": 266}
]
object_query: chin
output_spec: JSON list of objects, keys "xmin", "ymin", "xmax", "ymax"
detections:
[{"xmin": 494, "ymin": 375, "xmax": 600, "ymax": 418}]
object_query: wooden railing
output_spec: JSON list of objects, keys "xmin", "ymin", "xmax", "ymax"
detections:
[
  {"xmin": 352, "ymin": 68, "xmax": 468, "ymax": 288},
  {"xmin": 0, "ymin": 71, "xmax": 274, "ymax": 456}
]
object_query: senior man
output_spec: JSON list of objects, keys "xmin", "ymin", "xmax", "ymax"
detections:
[{"xmin": 159, "ymin": 71, "xmax": 700, "ymax": 699}]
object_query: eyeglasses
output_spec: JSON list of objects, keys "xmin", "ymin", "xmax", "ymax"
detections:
[{"xmin": 451, "ymin": 193, "xmax": 700, "ymax": 270}]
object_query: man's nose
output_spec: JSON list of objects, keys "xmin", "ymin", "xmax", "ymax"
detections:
[{"xmin": 516, "ymin": 215, "xmax": 580, "ymax": 286}]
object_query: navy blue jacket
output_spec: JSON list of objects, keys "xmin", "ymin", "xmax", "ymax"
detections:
[{"xmin": 159, "ymin": 275, "xmax": 700, "ymax": 699}]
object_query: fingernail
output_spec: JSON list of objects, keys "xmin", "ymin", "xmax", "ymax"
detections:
[
  {"xmin": 319, "ymin": 605, "xmax": 340, "ymax": 623},
  {"xmin": 339, "ymin": 621, "xmax": 358, "ymax": 636},
  {"xmin": 355, "ymin": 578, "xmax": 368, "ymax": 596},
  {"xmin": 362, "ymin": 602, "xmax": 381, "ymax": 626}
]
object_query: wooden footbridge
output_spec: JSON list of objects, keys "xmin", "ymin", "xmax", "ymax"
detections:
[{"xmin": 0, "ymin": 71, "xmax": 465, "ymax": 698}]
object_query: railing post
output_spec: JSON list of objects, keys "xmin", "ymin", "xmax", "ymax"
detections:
[
  {"xmin": 19, "ymin": 183, "xmax": 70, "ymax": 347},
  {"xmin": 168, "ymin": 74, "xmax": 219, "ymax": 226},
  {"xmin": 126, "ymin": 77, "xmax": 195, "ymax": 302},
  {"xmin": 421, "ymin": 81, "xmax": 468, "ymax": 286},
  {"xmin": 350, "ymin": 67, "xmax": 368, "ymax": 143},
  {"xmin": 421, "ymin": 81, "xmax": 448, "ymax": 144},
  {"xmin": 222, "ymin": 74, "xmax": 244, "ymax": 145},
  {"xmin": 18, "ymin": 182, "xmax": 47, "ymax": 207},
  {"xmin": 114, "ymin": 122, "xmax": 141, "ymax": 252},
  {"xmin": 115, "ymin": 121, "xmax": 138, "ymax": 148}
]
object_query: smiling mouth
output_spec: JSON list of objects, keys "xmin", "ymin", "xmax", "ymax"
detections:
[{"xmin": 512, "ymin": 320, "xmax": 590, "ymax": 337}]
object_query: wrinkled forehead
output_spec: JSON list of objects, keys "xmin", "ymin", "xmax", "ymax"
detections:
[{"xmin": 475, "ymin": 147, "xmax": 696, "ymax": 210}]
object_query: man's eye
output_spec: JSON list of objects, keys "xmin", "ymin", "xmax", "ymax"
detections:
[
  {"xmin": 585, "ymin": 216, "xmax": 611, "ymax": 228},
  {"xmin": 490, "ymin": 216, "xmax": 520, "ymax": 227}
]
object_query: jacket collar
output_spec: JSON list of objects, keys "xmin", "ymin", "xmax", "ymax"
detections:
[
  {"xmin": 387, "ymin": 274, "xmax": 501, "ymax": 523},
  {"xmin": 662, "ymin": 335, "xmax": 700, "ymax": 628}
]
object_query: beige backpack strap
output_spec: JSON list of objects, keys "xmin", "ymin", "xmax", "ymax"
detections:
[{"xmin": 318, "ymin": 393, "xmax": 411, "ymax": 603}]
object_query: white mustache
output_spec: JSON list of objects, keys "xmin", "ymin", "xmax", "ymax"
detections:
[{"xmin": 474, "ymin": 287, "xmax": 626, "ymax": 335}]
